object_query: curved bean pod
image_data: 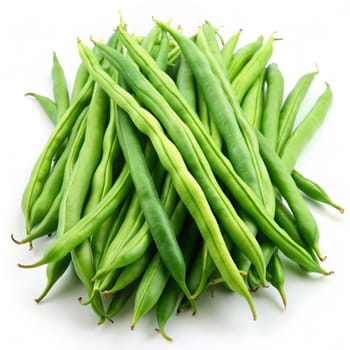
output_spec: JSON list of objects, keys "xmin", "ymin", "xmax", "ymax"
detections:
[{"xmin": 25, "ymin": 92, "xmax": 58, "ymax": 124}]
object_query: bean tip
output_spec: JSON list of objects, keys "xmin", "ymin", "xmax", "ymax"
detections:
[
  {"xmin": 11, "ymin": 233, "xmax": 22, "ymax": 245},
  {"xmin": 155, "ymin": 328, "xmax": 173, "ymax": 342},
  {"xmin": 17, "ymin": 262, "xmax": 32, "ymax": 269},
  {"xmin": 17, "ymin": 258, "xmax": 43, "ymax": 269},
  {"xmin": 313, "ymin": 62, "xmax": 320, "ymax": 74}
]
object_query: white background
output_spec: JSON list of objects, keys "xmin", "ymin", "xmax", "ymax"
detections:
[{"xmin": 1, "ymin": 0, "xmax": 349, "ymax": 349}]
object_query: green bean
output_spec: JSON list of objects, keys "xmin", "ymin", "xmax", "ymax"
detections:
[
  {"xmin": 241, "ymin": 70, "xmax": 265, "ymax": 129},
  {"xmin": 31, "ymin": 112, "xmax": 89, "ymax": 303},
  {"xmin": 140, "ymin": 24, "xmax": 162, "ymax": 52},
  {"xmin": 195, "ymin": 24, "xmax": 275, "ymax": 215},
  {"xmin": 94, "ymin": 36, "xmax": 266, "ymax": 288},
  {"xmin": 71, "ymin": 63, "xmax": 90, "ymax": 103},
  {"xmin": 83, "ymin": 99, "xmax": 121, "ymax": 267},
  {"xmin": 115, "ymin": 24, "xmax": 327, "ymax": 276},
  {"xmin": 292, "ymin": 170, "xmax": 344, "ymax": 213},
  {"xmin": 188, "ymin": 242, "xmax": 217, "ymax": 298},
  {"xmin": 18, "ymin": 164, "xmax": 132, "ymax": 268},
  {"xmin": 56, "ymin": 85, "xmax": 109, "ymax": 237},
  {"xmin": 22, "ymin": 77, "xmax": 94, "ymax": 234},
  {"xmin": 176, "ymin": 54, "xmax": 197, "ymax": 110},
  {"xmin": 57, "ymin": 83, "xmax": 109, "ymax": 319},
  {"xmin": 25, "ymin": 93, "xmax": 58, "ymax": 124},
  {"xmin": 21, "ymin": 113, "xmax": 88, "ymax": 306},
  {"xmin": 276, "ymin": 67, "xmax": 319, "ymax": 153},
  {"xmin": 130, "ymin": 201, "xmax": 189, "ymax": 328},
  {"xmin": 76, "ymin": 40, "xmax": 256, "ymax": 318},
  {"xmin": 34, "ymin": 255, "xmax": 71, "ymax": 303},
  {"xmin": 14, "ymin": 109, "xmax": 88, "ymax": 245},
  {"xmin": 90, "ymin": 140, "xmax": 163, "ymax": 298},
  {"xmin": 227, "ymin": 35, "xmax": 263, "ymax": 82},
  {"xmin": 280, "ymin": 83, "xmax": 333, "ymax": 173},
  {"xmin": 116, "ymin": 103, "xmax": 194, "ymax": 310},
  {"xmin": 52, "ymin": 52, "xmax": 70, "ymax": 121},
  {"xmin": 131, "ymin": 253, "xmax": 168, "ymax": 329},
  {"xmin": 257, "ymin": 132, "xmax": 324, "ymax": 260},
  {"xmin": 260, "ymin": 63, "xmax": 284, "ymax": 150},
  {"xmin": 104, "ymin": 248, "xmax": 154, "ymax": 296},
  {"xmin": 221, "ymin": 29, "xmax": 242, "ymax": 69},
  {"xmin": 201, "ymin": 21, "xmax": 226, "ymax": 72},
  {"xmin": 267, "ymin": 250, "xmax": 287, "ymax": 307},
  {"xmin": 155, "ymin": 31, "xmax": 170, "ymax": 71},
  {"xmin": 28, "ymin": 145, "xmax": 68, "ymax": 230},
  {"xmin": 232, "ymin": 34, "xmax": 275, "ymax": 103},
  {"xmin": 105, "ymin": 180, "xmax": 183, "ymax": 297},
  {"xmin": 27, "ymin": 103, "xmax": 87, "ymax": 230},
  {"xmin": 274, "ymin": 194, "xmax": 314, "ymax": 253},
  {"xmin": 98, "ymin": 222, "xmax": 153, "ymax": 286},
  {"xmin": 156, "ymin": 217, "xmax": 199, "ymax": 341},
  {"xmin": 196, "ymin": 84, "xmax": 222, "ymax": 148},
  {"xmin": 155, "ymin": 278, "xmax": 179, "ymax": 341},
  {"xmin": 106, "ymin": 281, "xmax": 138, "ymax": 320},
  {"xmin": 247, "ymin": 239, "xmax": 276, "ymax": 291},
  {"xmin": 94, "ymin": 191, "xmax": 144, "ymax": 280}
]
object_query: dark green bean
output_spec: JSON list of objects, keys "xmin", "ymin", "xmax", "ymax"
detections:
[{"xmin": 115, "ymin": 103, "xmax": 193, "ymax": 308}]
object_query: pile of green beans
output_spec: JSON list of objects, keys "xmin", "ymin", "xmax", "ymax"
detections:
[{"xmin": 14, "ymin": 17, "xmax": 343, "ymax": 341}]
